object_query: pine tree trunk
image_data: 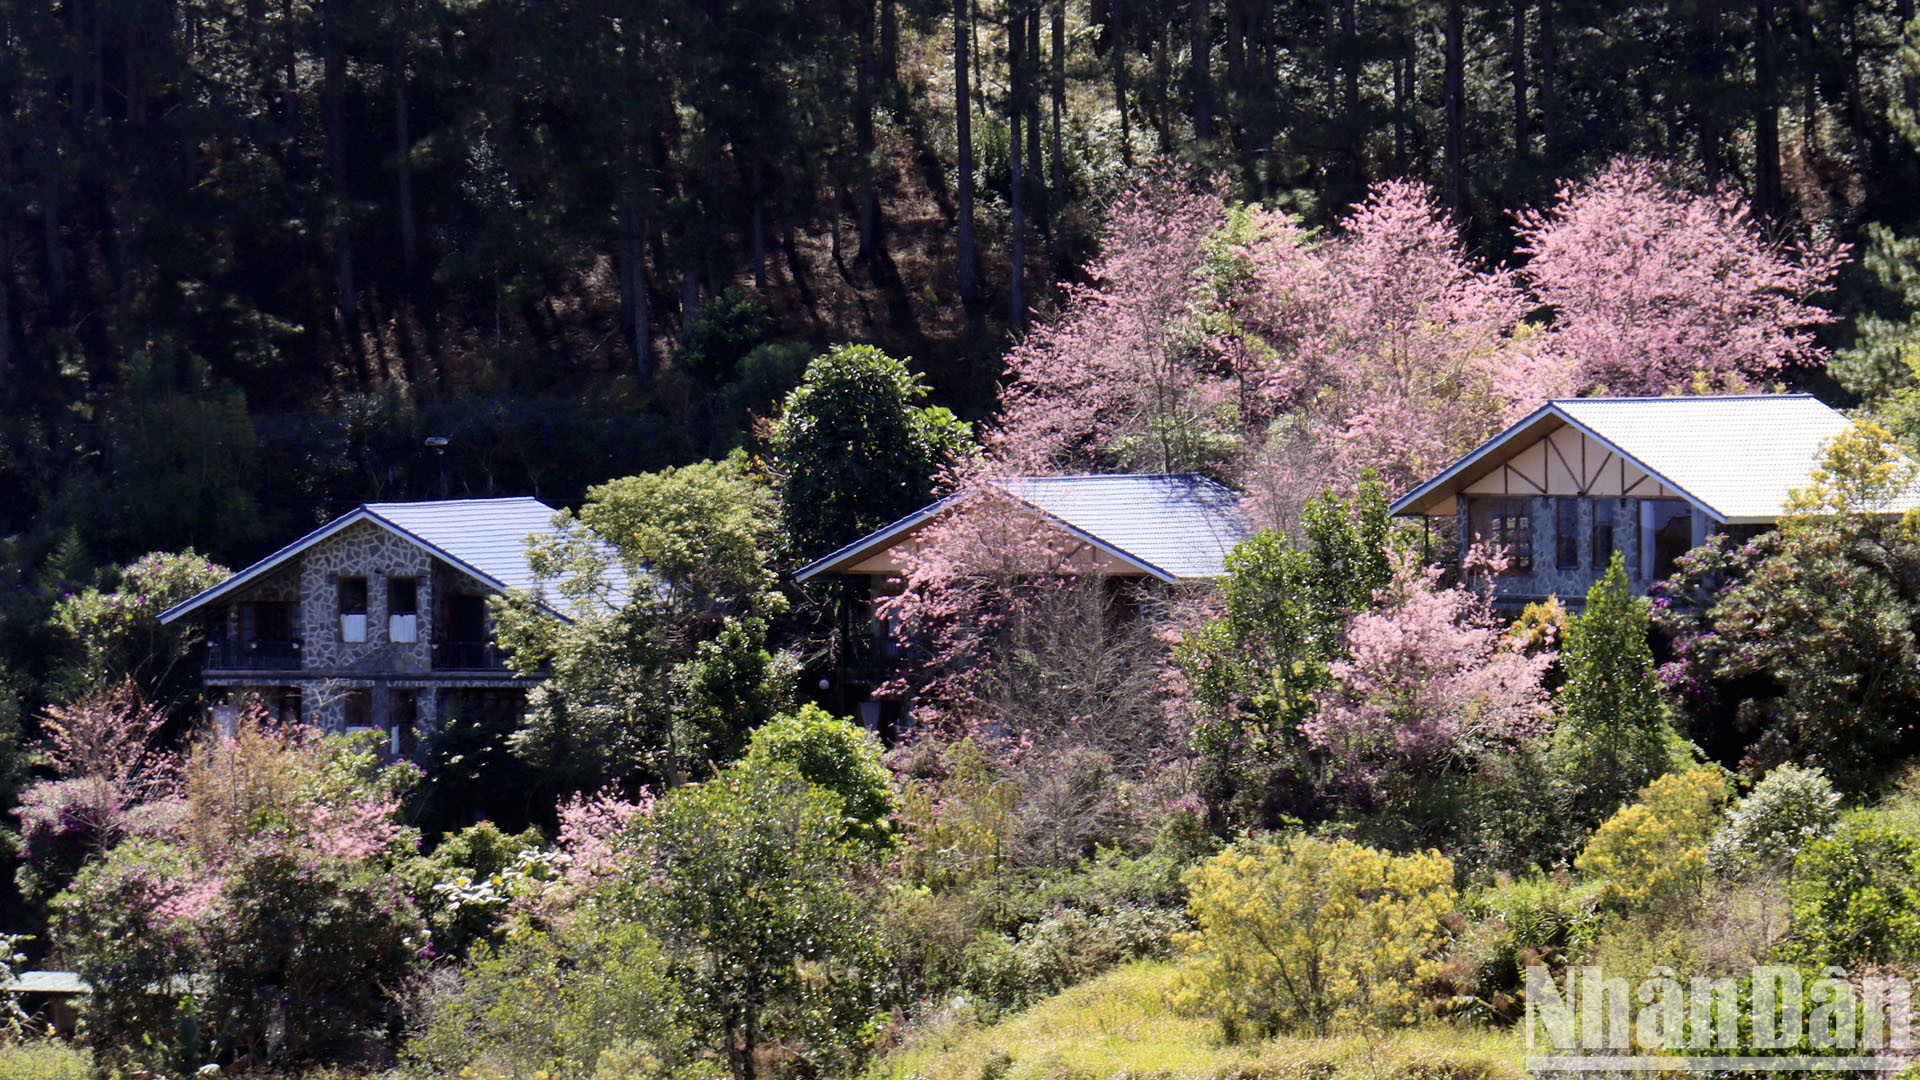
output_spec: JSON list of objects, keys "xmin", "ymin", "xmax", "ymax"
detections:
[
  {"xmin": 954, "ymin": 0, "xmax": 979, "ymax": 311},
  {"xmin": 1027, "ymin": 8, "xmax": 1043, "ymax": 195},
  {"xmin": 394, "ymin": 37, "xmax": 419, "ymax": 281},
  {"xmin": 1010, "ymin": 3, "xmax": 1027, "ymax": 331},
  {"xmin": 1050, "ymin": 0, "xmax": 1067, "ymax": 270},
  {"xmin": 325, "ymin": 10, "xmax": 357, "ymax": 329},
  {"xmin": 1444, "ymin": 0, "xmax": 1465, "ymax": 217},
  {"xmin": 1511, "ymin": 0, "xmax": 1529, "ymax": 160},
  {"xmin": 857, "ymin": 0, "xmax": 881, "ymax": 262},
  {"xmin": 1755, "ymin": 0, "xmax": 1781, "ymax": 218},
  {"xmin": 1190, "ymin": 0, "xmax": 1213, "ymax": 141},
  {"xmin": 1699, "ymin": 0, "xmax": 1723, "ymax": 186},
  {"xmin": 1112, "ymin": 0, "xmax": 1132, "ymax": 165},
  {"xmin": 881, "ymin": 0, "xmax": 899, "ymax": 81},
  {"xmin": 1539, "ymin": 0, "xmax": 1557, "ymax": 164}
]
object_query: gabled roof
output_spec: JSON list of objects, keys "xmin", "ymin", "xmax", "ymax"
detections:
[
  {"xmin": 1392, "ymin": 394, "xmax": 1920, "ymax": 524},
  {"xmin": 793, "ymin": 474, "xmax": 1253, "ymax": 584},
  {"xmin": 158, "ymin": 497, "xmax": 609, "ymax": 625}
]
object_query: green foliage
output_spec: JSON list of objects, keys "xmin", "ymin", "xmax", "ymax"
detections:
[
  {"xmin": 48, "ymin": 550, "xmax": 229, "ymax": 701},
  {"xmin": 1177, "ymin": 473, "xmax": 1396, "ymax": 825},
  {"xmin": 1177, "ymin": 835, "xmax": 1456, "ymax": 1038},
  {"xmin": 494, "ymin": 459, "xmax": 794, "ymax": 794},
  {"xmin": 675, "ymin": 286, "xmax": 772, "ymax": 381},
  {"xmin": 1654, "ymin": 425, "xmax": 1920, "ymax": 790},
  {"xmin": 744, "ymin": 704, "xmax": 896, "ymax": 846},
  {"xmin": 407, "ymin": 821, "xmax": 546, "ymax": 957},
  {"xmin": 623, "ymin": 762, "xmax": 886, "ymax": 1080},
  {"xmin": 1453, "ymin": 874, "xmax": 1603, "ymax": 1012},
  {"xmin": 0, "ymin": 1041, "xmax": 92, "ymax": 1080},
  {"xmin": 1785, "ymin": 814, "xmax": 1920, "ymax": 966},
  {"xmin": 1553, "ymin": 552, "xmax": 1685, "ymax": 829},
  {"xmin": 1833, "ymin": 224, "xmax": 1920, "ymax": 402},
  {"xmin": 768, "ymin": 344, "xmax": 977, "ymax": 559},
  {"xmin": 1574, "ymin": 768, "xmax": 1729, "ymax": 912},
  {"xmin": 1708, "ymin": 764, "xmax": 1843, "ymax": 879},
  {"xmin": 409, "ymin": 917, "xmax": 706, "ymax": 1079}
]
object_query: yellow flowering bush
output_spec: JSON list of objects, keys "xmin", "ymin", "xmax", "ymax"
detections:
[
  {"xmin": 1574, "ymin": 767, "xmax": 1729, "ymax": 911},
  {"xmin": 1176, "ymin": 835, "xmax": 1456, "ymax": 1037}
]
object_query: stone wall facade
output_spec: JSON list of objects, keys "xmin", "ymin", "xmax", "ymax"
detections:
[
  {"xmin": 204, "ymin": 519, "xmax": 534, "ymax": 737},
  {"xmin": 1457, "ymin": 494, "xmax": 1657, "ymax": 608}
]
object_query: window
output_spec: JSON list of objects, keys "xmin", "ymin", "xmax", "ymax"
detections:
[
  {"xmin": 1555, "ymin": 498, "xmax": 1580, "ymax": 570},
  {"xmin": 239, "ymin": 600, "xmax": 296, "ymax": 642},
  {"xmin": 388, "ymin": 577, "xmax": 419, "ymax": 643},
  {"xmin": 342, "ymin": 688, "xmax": 373, "ymax": 730},
  {"xmin": 390, "ymin": 690, "xmax": 419, "ymax": 756},
  {"xmin": 1468, "ymin": 497, "xmax": 1533, "ymax": 575},
  {"xmin": 1647, "ymin": 501, "xmax": 1694, "ymax": 581},
  {"xmin": 1591, "ymin": 498, "xmax": 1619, "ymax": 570},
  {"xmin": 338, "ymin": 577, "xmax": 369, "ymax": 642}
]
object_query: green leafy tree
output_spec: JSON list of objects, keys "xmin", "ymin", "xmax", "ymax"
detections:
[
  {"xmin": 49, "ymin": 550, "xmax": 230, "ymax": 703},
  {"xmin": 1786, "ymin": 814, "xmax": 1920, "ymax": 967},
  {"xmin": 1553, "ymin": 552, "xmax": 1685, "ymax": 828},
  {"xmin": 743, "ymin": 704, "xmax": 896, "ymax": 847},
  {"xmin": 407, "ymin": 918, "xmax": 699, "ymax": 1078},
  {"xmin": 768, "ymin": 344, "xmax": 976, "ymax": 561},
  {"xmin": 493, "ymin": 458, "xmax": 795, "ymax": 795},
  {"xmin": 1176, "ymin": 835, "xmax": 1456, "ymax": 1038},
  {"xmin": 623, "ymin": 762, "xmax": 885, "ymax": 1080},
  {"xmin": 1653, "ymin": 424, "xmax": 1920, "ymax": 790},
  {"xmin": 1176, "ymin": 473, "xmax": 1396, "ymax": 825}
]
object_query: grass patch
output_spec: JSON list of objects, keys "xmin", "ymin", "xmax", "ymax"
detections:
[
  {"xmin": 0, "ymin": 1039, "xmax": 92, "ymax": 1080},
  {"xmin": 865, "ymin": 962, "xmax": 1527, "ymax": 1080}
]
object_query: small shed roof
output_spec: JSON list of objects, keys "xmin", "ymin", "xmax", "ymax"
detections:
[
  {"xmin": 159, "ymin": 497, "xmax": 624, "ymax": 625},
  {"xmin": 794, "ymin": 474, "xmax": 1253, "ymax": 583},
  {"xmin": 3, "ymin": 971, "xmax": 89, "ymax": 995},
  {"xmin": 1392, "ymin": 394, "xmax": 1920, "ymax": 524}
]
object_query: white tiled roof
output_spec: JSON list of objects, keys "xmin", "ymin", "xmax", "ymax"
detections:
[
  {"xmin": 158, "ymin": 496, "xmax": 628, "ymax": 624},
  {"xmin": 1393, "ymin": 394, "xmax": 1920, "ymax": 524},
  {"xmin": 366, "ymin": 498, "xmax": 562, "ymax": 594},
  {"xmin": 794, "ymin": 473, "xmax": 1253, "ymax": 582},
  {"xmin": 995, "ymin": 475, "xmax": 1251, "ymax": 579}
]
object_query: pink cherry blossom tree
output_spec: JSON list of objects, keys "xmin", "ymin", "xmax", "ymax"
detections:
[
  {"xmin": 1226, "ymin": 181, "xmax": 1560, "ymax": 509},
  {"xmin": 991, "ymin": 165, "xmax": 1232, "ymax": 475},
  {"xmin": 1515, "ymin": 157, "xmax": 1846, "ymax": 396},
  {"xmin": 1305, "ymin": 559, "xmax": 1553, "ymax": 805}
]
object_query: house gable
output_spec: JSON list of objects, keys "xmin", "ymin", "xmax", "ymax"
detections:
[{"xmin": 1459, "ymin": 424, "xmax": 1687, "ymax": 503}]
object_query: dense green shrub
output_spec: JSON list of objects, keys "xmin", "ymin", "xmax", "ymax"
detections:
[
  {"xmin": 1177, "ymin": 835, "xmax": 1456, "ymax": 1037},
  {"xmin": 1574, "ymin": 768, "xmax": 1728, "ymax": 912},
  {"xmin": 1451, "ymin": 874, "xmax": 1603, "ymax": 1015},
  {"xmin": 408, "ymin": 917, "xmax": 704, "ymax": 1079},
  {"xmin": 744, "ymin": 704, "xmax": 896, "ymax": 845},
  {"xmin": 1708, "ymin": 764, "xmax": 1842, "ymax": 878},
  {"xmin": 1786, "ymin": 814, "xmax": 1920, "ymax": 966}
]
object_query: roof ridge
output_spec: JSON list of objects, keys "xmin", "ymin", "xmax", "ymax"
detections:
[{"xmin": 1552, "ymin": 393, "xmax": 1816, "ymax": 404}]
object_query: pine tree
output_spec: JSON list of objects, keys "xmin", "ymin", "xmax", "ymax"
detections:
[{"xmin": 1553, "ymin": 551, "xmax": 1678, "ymax": 828}]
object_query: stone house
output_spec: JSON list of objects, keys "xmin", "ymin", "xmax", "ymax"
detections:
[
  {"xmin": 1391, "ymin": 394, "xmax": 1920, "ymax": 607},
  {"xmin": 158, "ymin": 497, "xmax": 596, "ymax": 751}
]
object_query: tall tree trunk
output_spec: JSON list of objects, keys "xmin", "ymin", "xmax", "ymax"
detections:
[
  {"xmin": 1511, "ymin": 0, "xmax": 1529, "ymax": 161},
  {"xmin": 1010, "ymin": 2, "xmax": 1027, "ymax": 331},
  {"xmin": 1902, "ymin": 0, "xmax": 1919, "ymax": 127},
  {"xmin": 618, "ymin": 199, "xmax": 652, "ymax": 377},
  {"xmin": 1026, "ymin": 8, "xmax": 1043, "ymax": 198},
  {"xmin": 881, "ymin": 0, "xmax": 900, "ymax": 81},
  {"xmin": 1392, "ymin": 53, "xmax": 1407, "ymax": 172},
  {"xmin": 394, "ymin": 36, "xmax": 419, "ymax": 281},
  {"xmin": 325, "ymin": 8, "xmax": 357, "ymax": 331},
  {"xmin": 1443, "ymin": 0, "xmax": 1465, "ymax": 217},
  {"xmin": 1699, "ymin": 0, "xmax": 1724, "ymax": 187},
  {"xmin": 1112, "ymin": 0, "xmax": 1132, "ymax": 165},
  {"xmin": 954, "ymin": 0, "xmax": 980, "ymax": 311},
  {"xmin": 1050, "ymin": 0, "xmax": 1067, "ymax": 270},
  {"xmin": 857, "ymin": 0, "xmax": 881, "ymax": 261},
  {"xmin": 1190, "ymin": 0, "xmax": 1213, "ymax": 141},
  {"xmin": 1755, "ymin": 0, "xmax": 1782, "ymax": 219},
  {"xmin": 1539, "ymin": 0, "xmax": 1557, "ymax": 164}
]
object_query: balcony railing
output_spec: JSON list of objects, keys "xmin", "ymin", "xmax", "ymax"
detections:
[
  {"xmin": 432, "ymin": 641, "xmax": 511, "ymax": 672},
  {"xmin": 206, "ymin": 639, "xmax": 303, "ymax": 671}
]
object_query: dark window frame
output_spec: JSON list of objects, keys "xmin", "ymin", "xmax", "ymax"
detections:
[{"xmin": 1555, "ymin": 498, "xmax": 1581, "ymax": 570}]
